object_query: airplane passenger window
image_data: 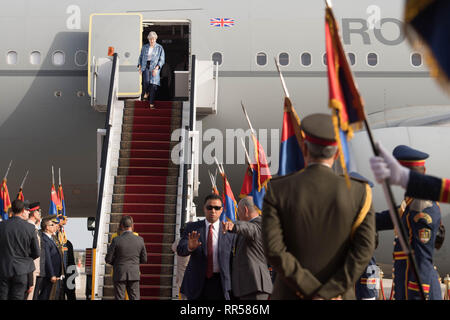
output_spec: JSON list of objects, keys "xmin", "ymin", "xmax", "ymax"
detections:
[
  {"xmin": 347, "ymin": 53, "xmax": 356, "ymax": 66},
  {"xmin": 323, "ymin": 53, "xmax": 327, "ymax": 66},
  {"xmin": 301, "ymin": 53, "xmax": 311, "ymax": 66},
  {"xmin": 30, "ymin": 51, "xmax": 41, "ymax": 65},
  {"xmin": 212, "ymin": 52, "xmax": 222, "ymax": 66},
  {"xmin": 75, "ymin": 50, "xmax": 88, "ymax": 66},
  {"xmin": 411, "ymin": 53, "xmax": 422, "ymax": 67},
  {"xmin": 256, "ymin": 52, "xmax": 267, "ymax": 66},
  {"xmin": 279, "ymin": 53, "xmax": 289, "ymax": 66},
  {"xmin": 52, "ymin": 51, "xmax": 65, "ymax": 66},
  {"xmin": 7, "ymin": 51, "xmax": 18, "ymax": 65},
  {"xmin": 367, "ymin": 53, "xmax": 378, "ymax": 66}
]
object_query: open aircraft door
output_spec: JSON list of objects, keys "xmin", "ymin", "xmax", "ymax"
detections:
[{"xmin": 88, "ymin": 13, "xmax": 142, "ymax": 98}]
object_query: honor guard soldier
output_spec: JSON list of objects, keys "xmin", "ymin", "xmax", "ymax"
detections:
[
  {"xmin": 375, "ymin": 145, "xmax": 442, "ymax": 300},
  {"xmin": 349, "ymin": 172, "xmax": 380, "ymax": 300},
  {"xmin": 371, "ymin": 142, "xmax": 450, "ymax": 203},
  {"xmin": 262, "ymin": 113, "xmax": 375, "ymax": 300}
]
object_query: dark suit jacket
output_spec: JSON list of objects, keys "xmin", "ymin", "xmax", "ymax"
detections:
[
  {"xmin": 0, "ymin": 216, "xmax": 40, "ymax": 278},
  {"xmin": 262, "ymin": 164, "xmax": 375, "ymax": 300},
  {"xmin": 231, "ymin": 216, "xmax": 273, "ymax": 297},
  {"xmin": 177, "ymin": 219, "xmax": 236, "ymax": 300},
  {"xmin": 41, "ymin": 233, "xmax": 62, "ymax": 278},
  {"xmin": 105, "ymin": 231, "xmax": 147, "ymax": 282},
  {"xmin": 37, "ymin": 230, "xmax": 46, "ymax": 277}
]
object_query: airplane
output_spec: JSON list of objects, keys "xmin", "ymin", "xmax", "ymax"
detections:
[{"xmin": 1, "ymin": 0, "xmax": 449, "ymax": 299}]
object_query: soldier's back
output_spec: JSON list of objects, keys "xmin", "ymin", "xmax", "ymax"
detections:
[{"xmin": 263, "ymin": 164, "xmax": 374, "ymax": 299}]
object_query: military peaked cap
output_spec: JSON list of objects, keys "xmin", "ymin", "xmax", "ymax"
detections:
[
  {"xmin": 393, "ymin": 145, "xmax": 429, "ymax": 167},
  {"xmin": 301, "ymin": 113, "xmax": 337, "ymax": 146},
  {"xmin": 29, "ymin": 202, "xmax": 40, "ymax": 211}
]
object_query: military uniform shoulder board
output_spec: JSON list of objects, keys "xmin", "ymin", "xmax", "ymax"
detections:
[
  {"xmin": 413, "ymin": 212, "xmax": 433, "ymax": 225},
  {"xmin": 347, "ymin": 175, "xmax": 368, "ymax": 184},
  {"xmin": 410, "ymin": 199, "xmax": 433, "ymax": 212}
]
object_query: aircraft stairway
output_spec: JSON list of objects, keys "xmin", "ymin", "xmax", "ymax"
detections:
[
  {"xmin": 101, "ymin": 100, "xmax": 182, "ymax": 300},
  {"xmin": 90, "ymin": 54, "xmax": 202, "ymax": 300}
]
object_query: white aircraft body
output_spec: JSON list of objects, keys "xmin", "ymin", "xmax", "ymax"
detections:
[{"xmin": 1, "ymin": 0, "xmax": 450, "ymax": 279}]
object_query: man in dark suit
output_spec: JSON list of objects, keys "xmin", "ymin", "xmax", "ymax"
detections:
[
  {"xmin": 262, "ymin": 113, "xmax": 376, "ymax": 300},
  {"xmin": 38, "ymin": 216, "xmax": 62, "ymax": 300},
  {"xmin": 105, "ymin": 215, "xmax": 147, "ymax": 300},
  {"xmin": 177, "ymin": 194, "xmax": 236, "ymax": 300},
  {"xmin": 222, "ymin": 196, "xmax": 273, "ymax": 300},
  {"xmin": 0, "ymin": 199, "xmax": 40, "ymax": 300}
]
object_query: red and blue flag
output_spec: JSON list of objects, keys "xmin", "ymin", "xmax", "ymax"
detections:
[
  {"xmin": 0, "ymin": 178, "xmax": 11, "ymax": 220},
  {"xmin": 325, "ymin": 5, "xmax": 366, "ymax": 182},
  {"xmin": 278, "ymin": 97, "xmax": 305, "ymax": 176},
  {"xmin": 49, "ymin": 184, "xmax": 60, "ymax": 215},
  {"xmin": 221, "ymin": 173, "xmax": 237, "ymax": 222},
  {"xmin": 239, "ymin": 164, "xmax": 265, "ymax": 214}
]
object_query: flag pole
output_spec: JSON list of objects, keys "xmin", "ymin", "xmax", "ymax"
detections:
[
  {"xmin": 208, "ymin": 170, "xmax": 217, "ymax": 191},
  {"xmin": 59, "ymin": 168, "xmax": 61, "ymax": 186},
  {"xmin": 19, "ymin": 171, "xmax": 29, "ymax": 189},
  {"xmin": 213, "ymin": 157, "xmax": 224, "ymax": 176},
  {"xmin": 240, "ymin": 138, "xmax": 253, "ymax": 172},
  {"xmin": 3, "ymin": 160, "xmax": 12, "ymax": 180},
  {"xmin": 240, "ymin": 101, "xmax": 256, "ymax": 136},
  {"xmin": 274, "ymin": 58, "xmax": 290, "ymax": 98},
  {"xmin": 323, "ymin": 1, "xmax": 425, "ymax": 299},
  {"xmin": 51, "ymin": 166, "xmax": 55, "ymax": 186},
  {"xmin": 364, "ymin": 117, "xmax": 426, "ymax": 300}
]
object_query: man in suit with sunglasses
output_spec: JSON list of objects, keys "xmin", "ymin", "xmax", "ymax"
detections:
[{"xmin": 177, "ymin": 194, "xmax": 236, "ymax": 300}]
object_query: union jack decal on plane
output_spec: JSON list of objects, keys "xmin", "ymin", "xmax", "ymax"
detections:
[{"xmin": 210, "ymin": 18, "xmax": 235, "ymax": 27}]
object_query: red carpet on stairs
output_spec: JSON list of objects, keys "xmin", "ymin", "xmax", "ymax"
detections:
[{"xmin": 112, "ymin": 99, "xmax": 178, "ymax": 300}]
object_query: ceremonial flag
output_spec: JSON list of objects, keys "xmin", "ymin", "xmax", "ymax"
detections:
[
  {"xmin": 240, "ymin": 102, "xmax": 272, "ymax": 191},
  {"xmin": 251, "ymin": 134, "xmax": 272, "ymax": 192},
  {"xmin": 325, "ymin": 4, "xmax": 366, "ymax": 182},
  {"xmin": 404, "ymin": 0, "xmax": 450, "ymax": 92},
  {"xmin": 16, "ymin": 188, "xmax": 24, "ymax": 201},
  {"xmin": 278, "ymin": 97, "xmax": 305, "ymax": 176},
  {"xmin": 49, "ymin": 184, "xmax": 60, "ymax": 215},
  {"xmin": 0, "ymin": 179, "xmax": 11, "ymax": 220},
  {"xmin": 239, "ymin": 164, "xmax": 265, "ymax": 214},
  {"xmin": 16, "ymin": 170, "xmax": 28, "ymax": 203},
  {"xmin": 221, "ymin": 173, "xmax": 237, "ymax": 222},
  {"xmin": 58, "ymin": 184, "xmax": 66, "ymax": 216}
]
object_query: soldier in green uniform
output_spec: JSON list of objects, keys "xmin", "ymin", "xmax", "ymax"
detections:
[{"xmin": 262, "ymin": 113, "xmax": 376, "ymax": 300}]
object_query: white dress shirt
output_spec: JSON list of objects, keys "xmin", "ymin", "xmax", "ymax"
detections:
[{"xmin": 205, "ymin": 219, "xmax": 220, "ymax": 273}]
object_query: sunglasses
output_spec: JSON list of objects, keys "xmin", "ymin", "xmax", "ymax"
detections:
[{"xmin": 206, "ymin": 205, "xmax": 222, "ymax": 211}]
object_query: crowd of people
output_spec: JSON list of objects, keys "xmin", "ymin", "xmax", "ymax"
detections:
[
  {"xmin": 167, "ymin": 113, "xmax": 444, "ymax": 301},
  {"xmin": 0, "ymin": 200, "xmax": 77, "ymax": 300},
  {"xmin": 103, "ymin": 113, "xmax": 447, "ymax": 300}
]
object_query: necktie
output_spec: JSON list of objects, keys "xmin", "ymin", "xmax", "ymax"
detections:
[{"xmin": 207, "ymin": 224, "xmax": 214, "ymax": 279}]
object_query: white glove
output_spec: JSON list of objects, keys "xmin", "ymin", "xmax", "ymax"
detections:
[{"xmin": 369, "ymin": 142, "xmax": 410, "ymax": 188}]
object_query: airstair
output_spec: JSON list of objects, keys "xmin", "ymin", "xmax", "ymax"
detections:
[{"xmin": 87, "ymin": 52, "xmax": 218, "ymax": 300}]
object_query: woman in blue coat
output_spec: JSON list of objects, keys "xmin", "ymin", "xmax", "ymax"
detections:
[{"xmin": 138, "ymin": 31, "xmax": 165, "ymax": 108}]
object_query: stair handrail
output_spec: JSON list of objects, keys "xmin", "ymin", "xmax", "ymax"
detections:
[
  {"xmin": 91, "ymin": 52, "xmax": 119, "ymax": 300},
  {"xmin": 180, "ymin": 54, "xmax": 198, "ymax": 228},
  {"xmin": 91, "ymin": 56, "xmax": 98, "ymax": 107}
]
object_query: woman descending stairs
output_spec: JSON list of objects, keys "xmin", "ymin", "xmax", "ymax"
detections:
[{"xmin": 103, "ymin": 100, "xmax": 181, "ymax": 300}]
